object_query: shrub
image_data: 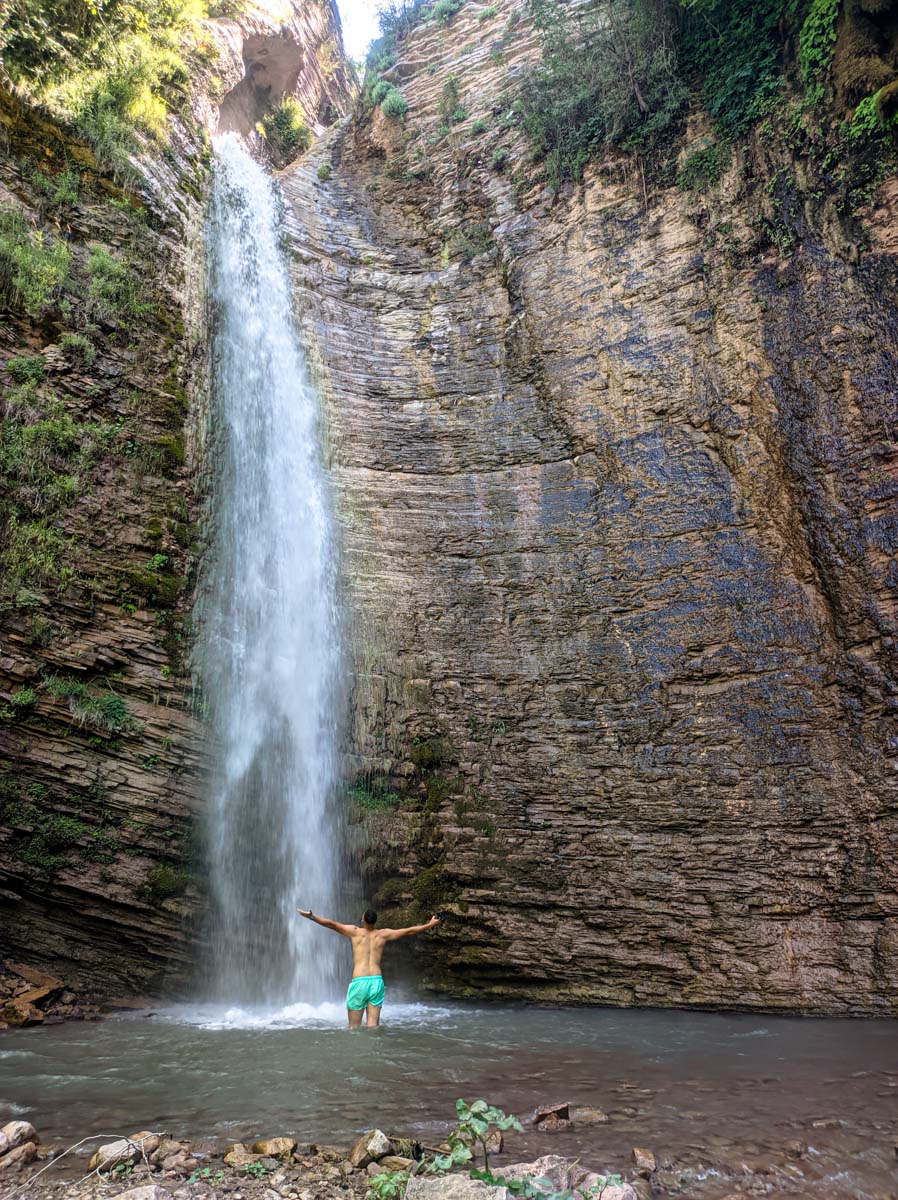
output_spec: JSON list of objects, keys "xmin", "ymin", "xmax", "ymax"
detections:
[
  {"xmin": 7, "ymin": 355, "xmax": 45, "ymax": 384},
  {"xmin": 679, "ymin": 0, "xmax": 785, "ymax": 137},
  {"xmin": 0, "ymin": 207, "xmax": 72, "ymax": 314},
  {"xmin": 381, "ymin": 87, "xmax": 409, "ymax": 119},
  {"xmin": 32, "ymin": 168, "xmax": 80, "ymax": 207},
  {"xmin": 143, "ymin": 863, "xmax": 190, "ymax": 898},
  {"xmin": 59, "ymin": 332, "xmax": 96, "ymax": 366},
  {"xmin": 519, "ymin": 0, "xmax": 687, "ymax": 188},
  {"xmin": 260, "ymin": 97, "xmax": 313, "ymax": 160},
  {"xmin": 87, "ymin": 246, "xmax": 152, "ymax": 323},
  {"xmin": 317, "ymin": 163, "xmax": 332, "ymax": 181},
  {"xmin": 490, "ymin": 146, "xmax": 510, "ymax": 171},
  {"xmin": 470, "ymin": 118, "xmax": 489, "ymax": 135},
  {"xmin": 677, "ymin": 140, "xmax": 731, "ymax": 191},
  {"xmin": 478, "ymin": 4, "xmax": 498, "ymax": 19},
  {"xmin": 369, "ymin": 77, "xmax": 394, "ymax": 105},
  {"xmin": 440, "ymin": 74, "xmax": 468, "ymax": 126},
  {"xmin": 43, "ymin": 674, "xmax": 137, "ymax": 734},
  {"xmin": 431, "ymin": 0, "xmax": 463, "ymax": 22}
]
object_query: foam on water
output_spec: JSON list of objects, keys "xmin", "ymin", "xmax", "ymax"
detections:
[{"xmin": 157, "ymin": 1001, "xmax": 453, "ymax": 1031}]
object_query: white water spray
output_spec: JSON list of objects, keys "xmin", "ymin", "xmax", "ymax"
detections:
[{"xmin": 197, "ymin": 133, "xmax": 343, "ymax": 1005}]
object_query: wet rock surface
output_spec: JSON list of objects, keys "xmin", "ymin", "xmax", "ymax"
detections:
[{"xmin": 280, "ymin": 0, "xmax": 898, "ymax": 1014}]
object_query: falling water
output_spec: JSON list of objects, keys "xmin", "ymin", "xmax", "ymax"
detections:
[{"xmin": 196, "ymin": 133, "xmax": 343, "ymax": 1005}]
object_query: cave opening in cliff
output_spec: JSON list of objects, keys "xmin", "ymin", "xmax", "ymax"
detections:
[{"xmin": 217, "ymin": 33, "xmax": 305, "ymax": 137}]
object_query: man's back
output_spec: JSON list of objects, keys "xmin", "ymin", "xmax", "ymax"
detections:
[{"xmin": 297, "ymin": 905, "xmax": 440, "ymax": 1027}]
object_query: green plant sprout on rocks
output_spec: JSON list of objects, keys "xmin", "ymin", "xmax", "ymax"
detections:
[{"xmin": 425, "ymin": 1099, "xmax": 523, "ymax": 1175}]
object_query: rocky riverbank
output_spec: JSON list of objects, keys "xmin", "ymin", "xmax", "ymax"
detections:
[
  {"xmin": 5, "ymin": 1107, "xmax": 897, "ymax": 1200},
  {"xmin": 0, "ymin": 1122, "xmax": 641, "ymax": 1200}
]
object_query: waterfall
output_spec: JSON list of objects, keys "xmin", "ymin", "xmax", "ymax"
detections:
[{"xmin": 196, "ymin": 133, "xmax": 343, "ymax": 1006}]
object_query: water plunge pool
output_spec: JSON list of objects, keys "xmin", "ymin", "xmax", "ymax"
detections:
[{"xmin": 3, "ymin": 1001, "xmax": 896, "ymax": 1199}]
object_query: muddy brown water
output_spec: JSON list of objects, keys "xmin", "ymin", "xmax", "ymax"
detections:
[{"xmin": 1, "ymin": 1001, "xmax": 896, "ymax": 1199}]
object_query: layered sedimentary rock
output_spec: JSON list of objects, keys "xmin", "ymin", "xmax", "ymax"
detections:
[
  {"xmin": 280, "ymin": 1, "xmax": 898, "ymax": 1012},
  {"xmin": 0, "ymin": 1, "xmax": 352, "ymax": 999}
]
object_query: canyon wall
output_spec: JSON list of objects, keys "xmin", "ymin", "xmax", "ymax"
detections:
[
  {"xmin": 281, "ymin": 0, "xmax": 898, "ymax": 1013},
  {"xmin": 0, "ymin": 1, "xmax": 352, "ymax": 1003}
]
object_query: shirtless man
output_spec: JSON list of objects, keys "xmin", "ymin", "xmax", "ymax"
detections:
[{"xmin": 297, "ymin": 906, "xmax": 440, "ymax": 1028}]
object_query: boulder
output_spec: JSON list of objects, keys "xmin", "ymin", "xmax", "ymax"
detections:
[
  {"xmin": 784, "ymin": 1140, "xmax": 806, "ymax": 1160},
  {"xmin": 150, "ymin": 1138, "xmax": 190, "ymax": 1165},
  {"xmin": 348, "ymin": 1129, "xmax": 392, "ymax": 1168},
  {"xmin": 88, "ymin": 1132, "xmax": 157, "ymax": 1172},
  {"xmin": 112, "ymin": 1187, "xmax": 171, "ymax": 1200},
  {"xmin": 161, "ymin": 1152, "xmax": 198, "ymax": 1174},
  {"xmin": 631, "ymin": 1147, "xmax": 655, "ymax": 1173},
  {"xmin": 2, "ymin": 1000, "xmax": 43, "ymax": 1026},
  {"xmin": 0, "ymin": 1133, "xmax": 8, "ymax": 1158},
  {"xmin": 502, "ymin": 1156, "xmax": 638, "ymax": 1200},
  {"xmin": 0, "ymin": 1142, "xmax": 38, "ymax": 1172},
  {"xmin": 128, "ymin": 1131, "xmax": 162, "ymax": 1157},
  {"xmin": 252, "ymin": 1137, "xmax": 297, "ymax": 1158},
  {"xmin": 379, "ymin": 1156, "xmax": 415, "ymax": 1172},
  {"xmin": 405, "ymin": 1176, "xmax": 508, "ymax": 1200},
  {"xmin": 224, "ymin": 1143, "xmax": 261, "ymax": 1168},
  {"xmin": 1, "ymin": 1121, "xmax": 38, "ymax": 1151}
]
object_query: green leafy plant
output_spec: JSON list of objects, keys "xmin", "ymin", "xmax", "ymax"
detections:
[
  {"xmin": 317, "ymin": 162, "xmax": 332, "ymax": 181},
  {"xmin": 490, "ymin": 146, "xmax": 510, "ymax": 171},
  {"xmin": 243, "ymin": 1161, "xmax": 269, "ymax": 1180},
  {"xmin": 478, "ymin": 4, "xmax": 499, "ymax": 19},
  {"xmin": 368, "ymin": 1169, "xmax": 411, "ymax": 1200},
  {"xmin": 470, "ymin": 118, "xmax": 489, "ymax": 135},
  {"xmin": 32, "ymin": 168, "xmax": 80, "ymax": 208},
  {"xmin": 1, "ymin": 687, "xmax": 39, "ymax": 720},
  {"xmin": 430, "ymin": 1099, "xmax": 523, "ymax": 1174},
  {"xmin": 798, "ymin": 0, "xmax": 840, "ymax": 104},
  {"xmin": 188, "ymin": 1167, "xmax": 225, "ymax": 1184}
]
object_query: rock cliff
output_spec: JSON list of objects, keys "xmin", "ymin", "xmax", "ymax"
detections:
[
  {"xmin": 2, "ymin": 0, "xmax": 896, "ymax": 1017},
  {"xmin": 280, "ymin": 0, "xmax": 898, "ymax": 1013}
]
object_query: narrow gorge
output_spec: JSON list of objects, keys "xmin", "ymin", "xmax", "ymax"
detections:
[{"xmin": 1, "ymin": 0, "xmax": 897, "ymax": 1025}]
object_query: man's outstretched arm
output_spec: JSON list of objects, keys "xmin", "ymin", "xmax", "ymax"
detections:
[
  {"xmin": 297, "ymin": 908, "xmax": 354, "ymax": 936},
  {"xmin": 381, "ymin": 915, "xmax": 441, "ymax": 941}
]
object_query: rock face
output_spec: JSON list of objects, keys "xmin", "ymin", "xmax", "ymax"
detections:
[
  {"xmin": 0, "ymin": 0, "xmax": 352, "ymax": 999},
  {"xmin": 280, "ymin": 0, "xmax": 898, "ymax": 1013}
]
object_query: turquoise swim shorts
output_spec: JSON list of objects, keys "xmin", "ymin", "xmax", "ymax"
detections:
[{"xmin": 346, "ymin": 975, "xmax": 385, "ymax": 1011}]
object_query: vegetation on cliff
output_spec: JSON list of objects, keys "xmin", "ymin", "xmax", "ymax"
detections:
[{"xmin": 0, "ymin": 0, "xmax": 223, "ymax": 177}]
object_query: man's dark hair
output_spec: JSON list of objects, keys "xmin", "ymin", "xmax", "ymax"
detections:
[{"xmin": 363, "ymin": 909, "xmax": 377, "ymax": 926}]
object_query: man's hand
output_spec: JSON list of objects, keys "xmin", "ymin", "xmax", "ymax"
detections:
[
  {"xmin": 297, "ymin": 908, "xmax": 313, "ymax": 919},
  {"xmin": 428, "ymin": 915, "xmax": 441, "ymax": 928}
]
